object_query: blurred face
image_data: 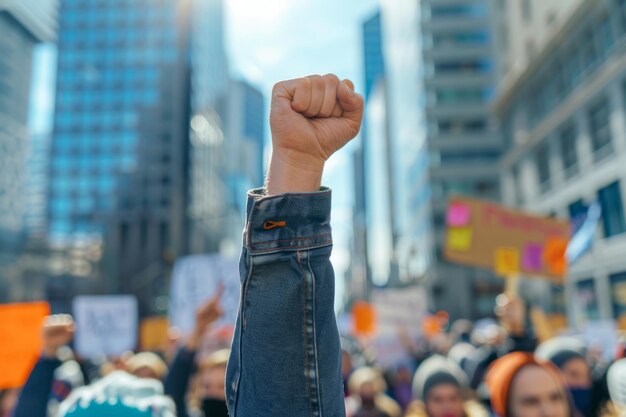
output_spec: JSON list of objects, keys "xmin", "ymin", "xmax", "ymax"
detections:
[
  {"xmin": 201, "ymin": 365, "xmax": 226, "ymax": 400},
  {"xmin": 425, "ymin": 384, "xmax": 464, "ymax": 417},
  {"xmin": 509, "ymin": 366, "xmax": 569, "ymax": 417},
  {"xmin": 397, "ymin": 367, "xmax": 412, "ymax": 384},
  {"xmin": 560, "ymin": 358, "xmax": 591, "ymax": 388},
  {"xmin": 359, "ymin": 381, "xmax": 377, "ymax": 403},
  {"xmin": 133, "ymin": 366, "xmax": 160, "ymax": 380},
  {"xmin": 1, "ymin": 389, "xmax": 19, "ymax": 416}
]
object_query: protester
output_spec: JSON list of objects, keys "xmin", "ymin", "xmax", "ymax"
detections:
[
  {"xmin": 406, "ymin": 355, "xmax": 488, "ymax": 417},
  {"xmin": 126, "ymin": 351, "xmax": 169, "ymax": 380},
  {"xmin": 486, "ymin": 352, "xmax": 574, "ymax": 417},
  {"xmin": 9, "ymin": 71, "xmax": 619, "ymax": 417},
  {"xmin": 223, "ymin": 73, "xmax": 364, "ymax": 416},
  {"xmin": 346, "ymin": 367, "xmax": 402, "ymax": 417},
  {"xmin": 465, "ymin": 294, "xmax": 536, "ymax": 393},
  {"xmin": 13, "ymin": 314, "xmax": 75, "ymax": 417},
  {"xmin": 387, "ymin": 365, "xmax": 413, "ymax": 411},
  {"xmin": 606, "ymin": 358, "xmax": 626, "ymax": 416},
  {"xmin": 0, "ymin": 389, "xmax": 18, "ymax": 417},
  {"xmin": 449, "ymin": 320, "xmax": 474, "ymax": 346},
  {"xmin": 536, "ymin": 337, "xmax": 595, "ymax": 417},
  {"xmin": 185, "ymin": 349, "xmax": 230, "ymax": 417},
  {"xmin": 164, "ymin": 285, "xmax": 225, "ymax": 417},
  {"xmin": 448, "ymin": 342, "xmax": 477, "ymax": 376},
  {"xmin": 14, "ymin": 282, "xmax": 224, "ymax": 417},
  {"xmin": 56, "ymin": 370, "xmax": 175, "ymax": 416}
]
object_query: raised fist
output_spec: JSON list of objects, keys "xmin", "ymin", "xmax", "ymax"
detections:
[
  {"xmin": 42, "ymin": 314, "xmax": 75, "ymax": 358},
  {"xmin": 186, "ymin": 284, "xmax": 224, "ymax": 350},
  {"xmin": 268, "ymin": 74, "xmax": 364, "ymax": 194}
]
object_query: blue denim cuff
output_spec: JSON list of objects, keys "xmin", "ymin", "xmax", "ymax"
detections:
[{"xmin": 244, "ymin": 187, "xmax": 332, "ymax": 254}]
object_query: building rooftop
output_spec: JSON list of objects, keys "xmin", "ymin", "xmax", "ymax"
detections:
[{"xmin": 0, "ymin": 0, "xmax": 57, "ymax": 42}]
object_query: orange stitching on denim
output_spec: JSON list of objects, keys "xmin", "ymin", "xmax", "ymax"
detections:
[{"xmin": 263, "ymin": 220, "xmax": 286, "ymax": 230}]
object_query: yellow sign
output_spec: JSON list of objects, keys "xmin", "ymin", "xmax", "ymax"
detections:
[
  {"xmin": 495, "ymin": 247, "xmax": 520, "ymax": 276},
  {"xmin": 139, "ymin": 317, "xmax": 169, "ymax": 352},
  {"xmin": 447, "ymin": 228, "xmax": 473, "ymax": 251}
]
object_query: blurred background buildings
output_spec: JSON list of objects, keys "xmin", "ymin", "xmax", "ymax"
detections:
[{"xmin": 1, "ymin": 0, "xmax": 625, "ymax": 329}]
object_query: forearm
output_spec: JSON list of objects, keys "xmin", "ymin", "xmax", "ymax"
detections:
[
  {"xmin": 13, "ymin": 356, "xmax": 62, "ymax": 417},
  {"xmin": 163, "ymin": 347, "xmax": 196, "ymax": 417},
  {"xmin": 226, "ymin": 188, "xmax": 345, "ymax": 417}
]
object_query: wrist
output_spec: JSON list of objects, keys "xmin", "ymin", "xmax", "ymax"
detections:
[
  {"xmin": 42, "ymin": 346, "xmax": 57, "ymax": 359},
  {"xmin": 266, "ymin": 151, "xmax": 324, "ymax": 195},
  {"xmin": 186, "ymin": 329, "xmax": 203, "ymax": 350}
]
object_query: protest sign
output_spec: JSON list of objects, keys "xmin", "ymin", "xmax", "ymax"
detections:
[
  {"xmin": 169, "ymin": 254, "xmax": 240, "ymax": 335},
  {"xmin": 0, "ymin": 302, "xmax": 50, "ymax": 389},
  {"xmin": 73, "ymin": 295, "xmax": 138, "ymax": 358},
  {"xmin": 369, "ymin": 286, "xmax": 427, "ymax": 366},
  {"xmin": 139, "ymin": 316, "xmax": 169, "ymax": 352},
  {"xmin": 582, "ymin": 320, "xmax": 618, "ymax": 362},
  {"xmin": 351, "ymin": 301, "xmax": 376, "ymax": 336},
  {"xmin": 444, "ymin": 196, "xmax": 570, "ymax": 282}
]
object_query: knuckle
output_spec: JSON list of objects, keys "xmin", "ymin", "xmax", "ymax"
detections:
[
  {"xmin": 271, "ymin": 81, "xmax": 283, "ymax": 94},
  {"xmin": 324, "ymin": 73, "xmax": 340, "ymax": 84},
  {"xmin": 308, "ymin": 74, "xmax": 324, "ymax": 87},
  {"xmin": 300, "ymin": 77, "xmax": 312, "ymax": 93}
]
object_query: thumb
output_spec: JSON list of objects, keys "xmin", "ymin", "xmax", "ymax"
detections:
[{"xmin": 337, "ymin": 80, "xmax": 364, "ymax": 122}]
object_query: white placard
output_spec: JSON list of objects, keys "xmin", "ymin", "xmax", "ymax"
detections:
[
  {"xmin": 169, "ymin": 254, "xmax": 240, "ymax": 335},
  {"xmin": 369, "ymin": 286, "xmax": 428, "ymax": 366},
  {"xmin": 582, "ymin": 320, "xmax": 618, "ymax": 362},
  {"xmin": 73, "ymin": 295, "xmax": 138, "ymax": 358}
]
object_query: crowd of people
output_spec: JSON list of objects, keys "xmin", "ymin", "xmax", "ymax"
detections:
[
  {"xmin": 1, "ymin": 290, "xmax": 626, "ymax": 417},
  {"xmin": 341, "ymin": 295, "xmax": 626, "ymax": 417},
  {"xmin": 2, "ymin": 75, "xmax": 626, "ymax": 417}
]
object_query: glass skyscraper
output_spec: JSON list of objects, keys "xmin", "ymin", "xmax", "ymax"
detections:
[
  {"xmin": 374, "ymin": 0, "xmax": 502, "ymax": 319},
  {"xmin": 49, "ymin": 0, "xmax": 229, "ymax": 313},
  {"xmin": 353, "ymin": 11, "xmax": 387, "ymax": 299},
  {"xmin": 0, "ymin": 2, "xmax": 56, "ymax": 248}
]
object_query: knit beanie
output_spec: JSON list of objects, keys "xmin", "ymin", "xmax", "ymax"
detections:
[
  {"xmin": 535, "ymin": 337, "xmax": 587, "ymax": 370},
  {"xmin": 126, "ymin": 352, "xmax": 169, "ymax": 380},
  {"xmin": 412, "ymin": 355, "xmax": 468, "ymax": 401},
  {"xmin": 607, "ymin": 358, "xmax": 626, "ymax": 406},
  {"xmin": 486, "ymin": 352, "xmax": 566, "ymax": 417}
]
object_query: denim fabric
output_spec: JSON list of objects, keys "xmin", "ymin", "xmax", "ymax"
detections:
[{"xmin": 226, "ymin": 188, "xmax": 345, "ymax": 417}]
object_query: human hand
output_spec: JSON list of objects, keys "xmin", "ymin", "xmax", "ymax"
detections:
[
  {"xmin": 495, "ymin": 294, "xmax": 526, "ymax": 336},
  {"xmin": 187, "ymin": 284, "xmax": 224, "ymax": 350},
  {"xmin": 42, "ymin": 314, "xmax": 75, "ymax": 358},
  {"xmin": 267, "ymin": 74, "xmax": 364, "ymax": 194}
]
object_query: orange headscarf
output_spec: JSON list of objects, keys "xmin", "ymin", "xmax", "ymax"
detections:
[{"xmin": 486, "ymin": 352, "xmax": 568, "ymax": 417}]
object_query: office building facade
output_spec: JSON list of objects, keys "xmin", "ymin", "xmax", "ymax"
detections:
[{"xmin": 497, "ymin": 0, "xmax": 626, "ymax": 328}]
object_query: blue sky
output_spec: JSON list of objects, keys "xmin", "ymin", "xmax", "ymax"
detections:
[
  {"xmin": 29, "ymin": 0, "xmax": 380, "ymax": 308},
  {"xmin": 225, "ymin": 0, "xmax": 380, "ymax": 308}
]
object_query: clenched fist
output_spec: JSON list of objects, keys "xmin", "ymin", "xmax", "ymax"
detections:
[
  {"xmin": 267, "ymin": 74, "xmax": 364, "ymax": 194},
  {"xmin": 42, "ymin": 314, "xmax": 75, "ymax": 358}
]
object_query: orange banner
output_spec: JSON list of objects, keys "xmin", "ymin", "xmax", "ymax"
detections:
[
  {"xmin": 351, "ymin": 301, "xmax": 376, "ymax": 336},
  {"xmin": 0, "ymin": 302, "xmax": 50, "ymax": 389}
]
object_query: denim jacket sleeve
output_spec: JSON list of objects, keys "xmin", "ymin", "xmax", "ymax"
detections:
[{"xmin": 226, "ymin": 188, "xmax": 345, "ymax": 417}]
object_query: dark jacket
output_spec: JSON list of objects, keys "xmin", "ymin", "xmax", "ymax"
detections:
[
  {"xmin": 163, "ymin": 346, "xmax": 197, "ymax": 417},
  {"xmin": 13, "ymin": 356, "xmax": 62, "ymax": 417}
]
